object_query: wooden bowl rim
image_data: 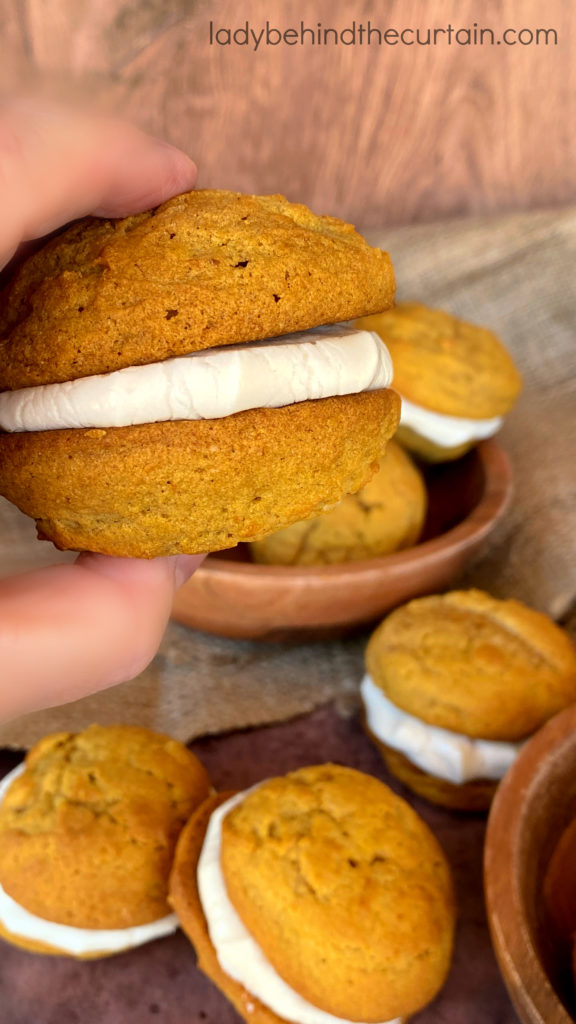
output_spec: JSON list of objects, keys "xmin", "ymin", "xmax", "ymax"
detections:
[
  {"xmin": 485, "ymin": 705, "xmax": 576, "ymax": 1024},
  {"xmin": 197, "ymin": 439, "xmax": 512, "ymax": 580}
]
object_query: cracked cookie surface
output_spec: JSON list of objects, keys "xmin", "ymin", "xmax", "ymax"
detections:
[
  {"xmin": 366, "ymin": 590, "xmax": 576, "ymax": 740},
  {"xmin": 0, "ymin": 725, "xmax": 210, "ymax": 928},
  {"xmin": 250, "ymin": 439, "xmax": 427, "ymax": 565},
  {"xmin": 219, "ymin": 764, "xmax": 455, "ymax": 1021},
  {"xmin": 0, "ymin": 189, "xmax": 395, "ymax": 389}
]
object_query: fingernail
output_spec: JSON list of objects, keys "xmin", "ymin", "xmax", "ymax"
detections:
[
  {"xmin": 93, "ymin": 144, "xmax": 197, "ymax": 218},
  {"xmin": 174, "ymin": 554, "xmax": 205, "ymax": 588},
  {"xmin": 150, "ymin": 137, "xmax": 187, "ymax": 153}
]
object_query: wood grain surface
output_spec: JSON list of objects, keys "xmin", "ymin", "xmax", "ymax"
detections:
[{"xmin": 0, "ymin": 0, "xmax": 574, "ymax": 225}]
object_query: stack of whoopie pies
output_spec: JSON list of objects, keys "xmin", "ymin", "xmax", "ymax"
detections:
[{"xmin": 0, "ymin": 190, "xmax": 399, "ymax": 557}]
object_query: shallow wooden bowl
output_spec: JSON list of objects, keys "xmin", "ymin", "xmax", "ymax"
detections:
[
  {"xmin": 171, "ymin": 439, "xmax": 512, "ymax": 641},
  {"xmin": 485, "ymin": 705, "xmax": 576, "ymax": 1024}
]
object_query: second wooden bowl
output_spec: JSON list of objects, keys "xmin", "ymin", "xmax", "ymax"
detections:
[
  {"xmin": 485, "ymin": 704, "xmax": 576, "ymax": 1024},
  {"xmin": 171, "ymin": 439, "xmax": 512, "ymax": 641}
]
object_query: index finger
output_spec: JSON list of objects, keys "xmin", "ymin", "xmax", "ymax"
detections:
[{"xmin": 0, "ymin": 99, "xmax": 197, "ymax": 269}]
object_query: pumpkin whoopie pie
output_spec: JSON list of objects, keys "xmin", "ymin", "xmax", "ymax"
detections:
[
  {"xmin": 170, "ymin": 764, "xmax": 455, "ymax": 1024},
  {"xmin": 0, "ymin": 190, "xmax": 399, "ymax": 557},
  {"xmin": 0, "ymin": 725, "xmax": 210, "ymax": 958},
  {"xmin": 355, "ymin": 302, "xmax": 521, "ymax": 461},
  {"xmin": 362, "ymin": 590, "xmax": 576, "ymax": 810},
  {"xmin": 251, "ymin": 439, "xmax": 427, "ymax": 565}
]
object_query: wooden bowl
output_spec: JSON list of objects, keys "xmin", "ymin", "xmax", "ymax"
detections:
[
  {"xmin": 485, "ymin": 704, "xmax": 576, "ymax": 1024},
  {"xmin": 171, "ymin": 439, "xmax": 512, "ymax": 641}
]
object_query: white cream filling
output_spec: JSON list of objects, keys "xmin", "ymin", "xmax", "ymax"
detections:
[
  {"xmin": 399, "ymin": 397, "xmax": 502, "ymax": 448},
  {"xmin": 198, "ymin": 788, "xmax": 401, "ymax": 1024},
  {"xmin": 361, "ymin": 674, "xmax": 523, "ymax": 785},
  {"xmin": 0, "ymin": 325, "xmax": 393, "ymax": 433},
  {"xmin": 0, "ymin": 764, "xmax": 178, "ymax": 955}
]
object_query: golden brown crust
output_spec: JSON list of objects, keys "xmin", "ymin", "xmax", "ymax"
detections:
[
  {"xmin": 170, "ymin": 776, "xmax": 453, "ymax": 1024},
  {"xmin": 369, "ymin": 734, "xmax": 498, "ymax": 811},
  {"xmin": 356, "ymin": 303, "xmax": 522, "ymax": 418},
  {"xmin": 0, "ymin": 190, "xmax": 395, "ymax": 389},
  {"xmin": 365, "ymin": 590, "xmax": 576, "ymax": 741},
  {"xmin": 0, "ymin": 726, "xmax": 210, "ymax": 929},
  {"xmin": 0, "ymin": 389, "xmax": 400, "ymax": 557},
  {"xmin": 169, "ymin": 793, "xmax": 288, "ymax": 1024},
  {"xmin": 250, "ymin": 439, "xmax": 427, "ymax": 565},
  {"xmin": 220, "ymin": 765, "xmax": 455, "ymax": 1022}
]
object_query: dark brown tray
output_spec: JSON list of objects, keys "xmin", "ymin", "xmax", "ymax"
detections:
[{"xmin": 0, "ymin": 704, "xmax": 519, "ymax": 1024}]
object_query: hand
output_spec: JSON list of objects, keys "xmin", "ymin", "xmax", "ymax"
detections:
[{"xmin": 0, "ymin": 99, "xmax": 202, "ymax": 722}]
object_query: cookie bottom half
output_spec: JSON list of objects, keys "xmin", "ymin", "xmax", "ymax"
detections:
[
  {"xmin": 0, "ymin": 390, "xmax": 400, "ymax": 557},
  {"xmin": 370, "ymin": 736, "xmax": 499, "ymax": 812}
]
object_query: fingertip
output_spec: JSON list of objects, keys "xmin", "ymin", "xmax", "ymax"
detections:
[
  {"xmin": 0, "ymin": 102, "xmax": 199, "ymax": 251},
  {"xmin": 93, "ymin": 141, "xmax": 197, "ymax": 218},
  {"xmin": 75, "ymin": 551, "xmax": 204, "ymax": 590},
  {"xmin": 174, "ymin": 554, "xmax": 205, "ymax": 587},
  {"xmin": 72, "ymin": 554, "xmax": 178, "ymax": 685},
  {"xmin": 71, "ymin": 551, "xmax": 202, "ymax": 685},
  {"xmin": 76, "ymin": 551, "xmax": 175, "ymax": 587}
]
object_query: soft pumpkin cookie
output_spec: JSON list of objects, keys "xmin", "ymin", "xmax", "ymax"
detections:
[
  {"xmin": 251, "ymin": 439, "xmax": 427, "ymax": 565},
  {"xmin": 0, "ymin": 724, "xmax": 210, "ymax": 957},
  {"xmin": 362, "ymin": 590, "xmax": 576, "ymax": 810},
  {"xmin": 356, "ymin": 302, "xmax": 521, "ymax": 461},
  {"xmin": 170, "ymin": 764, "xmax": 455, "ymax": 1023}
]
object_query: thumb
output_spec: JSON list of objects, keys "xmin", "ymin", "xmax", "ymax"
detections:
[{"xmin": 0, "ymin": 99, "xmax": 197, "ymax": 267}]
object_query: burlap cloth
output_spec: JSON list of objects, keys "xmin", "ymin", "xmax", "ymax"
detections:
[{"xmin": 1, "ymin": 204, "xmax": 575, "ymax": 748}]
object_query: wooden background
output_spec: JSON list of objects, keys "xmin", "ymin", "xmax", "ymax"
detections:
[{"xmin": 0, "ymin": 0, "xmax": 574, "ymax": 226}]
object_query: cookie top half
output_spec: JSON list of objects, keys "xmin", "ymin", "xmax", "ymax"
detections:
[
  {"xmin": 0, "ymin": 190, "xmax": 395, "ymax": 390},
  {"xmin": 356, "ymin": 302, "xmax": 522, "ymax": 418},
  {"xmin": 366, "ymin": 590, "xmax": 576, "ymax": 741},
  {"xmin": 0, "ymin": 725, "xmax": 210, "ymax": 928},
  {"xmin": 220, "ymin": 763, "xmax": 454, "ymax": 1021}
]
